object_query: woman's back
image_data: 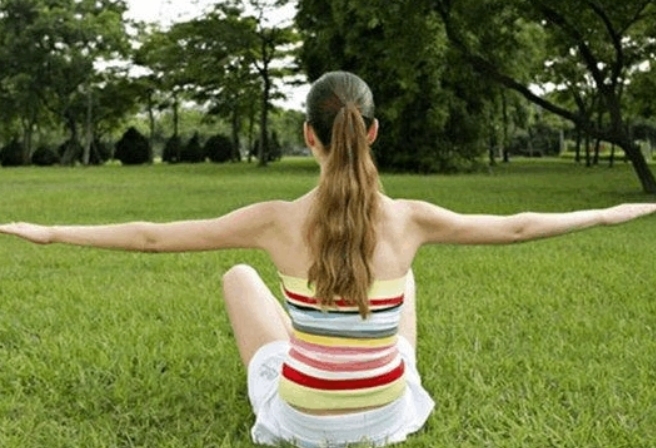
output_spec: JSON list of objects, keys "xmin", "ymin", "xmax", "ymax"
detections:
[{"xmin": 264, "ymin": 192, "xmax": 416, "ymax": 282}]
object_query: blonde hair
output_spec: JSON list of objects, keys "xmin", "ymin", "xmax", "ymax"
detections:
[{"xmin": 304, "ymin": 72, "xmax": 380, "ymax": 318}]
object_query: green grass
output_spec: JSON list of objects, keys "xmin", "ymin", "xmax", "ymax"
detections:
[{"xmin": 1, "ymin": 158, "xmax": 655, "ymax": 447}]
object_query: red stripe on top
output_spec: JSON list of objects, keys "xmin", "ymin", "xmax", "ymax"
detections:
[
  {"xmin": 282, "ymin": 361, "xmax": 405, "ymax": 390},
  {"xmin": 289, "ymin": 348, "xmax": 399, "ymax": 372},
  {"xmin": 283, "ymin": 289, "xmax": 404, "ymax": 308}
]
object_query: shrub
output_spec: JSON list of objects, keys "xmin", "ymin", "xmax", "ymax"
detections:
[
  {"xmin": 32, "ymin": 146, "xmax": 60, "ymax": 166},
  {"xmin": 114, "ymin": 127, "xmax": 152, "ymax": 165},
  {"xmin": 162, "ymin": 135, "xmax": 183, "ymax": 164},
  {"xmin": 180, "ymin": 133, "xmax": 205, "ymax": 163},
  {"xmin": 205, "ymin": 134, "xmax": 234, "ymax": 163},
  {"xmin": 0, "ymin": 139, "xmax": 25, "ymax": 167}
]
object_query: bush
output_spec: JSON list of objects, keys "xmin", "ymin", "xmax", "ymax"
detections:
[
  {"xmin": 251, "ymin": 131, "xmax": 283, "ymax": 163},
  {"xmin": 162, "ymin": 135, "xmax": 183, "ymax": 164},
  {"xmin": 179, "ymin": 133, "xmax": 205, "ymax": 163},
  {"xmin": 32, "ymin": 146, "xmax": 60, "ymax": 166},
  {"xmin": 0, "ymin": 139, "xmax": 25, "ymax": 167},
  {"xmin": 205, "ymin": 134, "xmax": 234, "ymax": 163},
  {"xmin": 114, "ymin": 127, "xmax": 152, "ymax": 165}
]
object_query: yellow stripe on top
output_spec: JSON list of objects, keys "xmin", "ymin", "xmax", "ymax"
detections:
[
  {"xmin": 278, "ymin": 376, "xmax": 407, "ymax": 410},
  {"xmin": 292, "ymin": 329, "xmax": 397, "ymax": 348}
]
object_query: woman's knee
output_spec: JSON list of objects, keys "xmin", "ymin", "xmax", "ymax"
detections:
[{"xmin": 222, "ymin": 264, "xmax": 257, "ymax": 288}]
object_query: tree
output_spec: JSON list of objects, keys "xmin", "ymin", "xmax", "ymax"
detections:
[
  {"xmin": 0, "ymin": 0, "xmax": 130, "ymax": 165},
  {"xmin": 164, "ymin": 4, "xmax": 261, "ymax": 163},
  {"xmin": 133, "ymin": 25, "xmax": 191, "ymax": 140},
  {"xmin": 247, "ymin": 0, "xmax": 298, "ymax": 167},
  {"xmin": 296, "ymin": 0, "xmax": 494, "ymax": 173},
  {"xmin": 433, "ymin": 0, "xmax": 656, "ymax": 193}
]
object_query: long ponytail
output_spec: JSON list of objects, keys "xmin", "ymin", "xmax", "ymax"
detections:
[{"xmin": 305, "ymin": 72, "xmax": 380, "ymax": 318}]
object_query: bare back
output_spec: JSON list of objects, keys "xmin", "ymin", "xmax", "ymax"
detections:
[{"xmin": 262, "ymin": 191, "xmax": 419, "ymax": 281}]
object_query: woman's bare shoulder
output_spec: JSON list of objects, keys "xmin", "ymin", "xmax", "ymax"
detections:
[{"xmin": 379, "ymin": 195, "xmax": 417, "ymax": 217}]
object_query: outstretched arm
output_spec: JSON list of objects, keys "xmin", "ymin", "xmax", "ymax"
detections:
[
  {"xmin": 408, "ymin": 201, "xmax": 656, "ymax": 246},
  {"xmin": 0, "ymin": 201, "xmax": 281, "ymax": 252}
]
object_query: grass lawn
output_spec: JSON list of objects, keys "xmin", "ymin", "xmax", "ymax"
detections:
[{"xmin": 0, "ymin": 158, "xmax": 655, "ymax": 447}]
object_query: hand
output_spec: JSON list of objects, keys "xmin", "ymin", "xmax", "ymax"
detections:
[
  {"xmin": 0, "ymin": 222, "xmax": 53, "ymax": 244},
  {"xmin": 602, "ymin": 203, "xmax": 656, "ymax": 226}
]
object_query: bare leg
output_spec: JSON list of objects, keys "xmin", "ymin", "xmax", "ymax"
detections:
[
  {"xmin": 398, "ymin": 268, "xmax": 417, "ymax": 350},
  {"xmin": 222, "ymin": 264, "xmax": 292, "ymax": 367}
]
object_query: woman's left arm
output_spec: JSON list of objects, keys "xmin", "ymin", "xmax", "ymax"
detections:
[
  {"xmin": 0, "ymin": 201, "xmax": 281, "ymax": 252},
  {"xmin": 408, "ymin": 201, "xmax": 656, "ymax": 246}
]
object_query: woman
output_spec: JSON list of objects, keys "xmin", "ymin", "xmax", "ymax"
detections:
[{"xmin": 1, "ymin": 71, "xmax": 654, "ymax": 447}]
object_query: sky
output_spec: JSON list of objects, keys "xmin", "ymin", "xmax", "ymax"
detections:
[
  {"xmin": 125, "ymin": 0, "xmax": 225, "ymax": 26},
  {"xmin": 124, "ymin": 0, "xmax": 309, "ymax": 110}
]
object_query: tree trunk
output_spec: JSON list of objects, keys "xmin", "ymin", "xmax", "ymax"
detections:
[
  {"xmin": 147, "ymin": 90, "xmax": 156, "ymax": 163},
  {"xmin": 501, "ymin": 91, "xmax": 510, "ymax": 163},
  {"xmin": 173, "ymin": 92, "xmax": 180, "ymax": 138},
  {"xmin": 527, "ymin": 127, "xmax": 534, "ymax": 157},
  {"xmin": 488, "ymin": 144, "xmax": 497, "ymax": 166},
  {"xmin": 609, "ymin": 144, "xmax": 615, "ymax": 168},
  {"xmin": 575, "ymin": 128, "xmax": 582, "ymax": 163},
  {"xmin": 21, "ymin": 123, "xmax": 33, "ymax": 165},
  {"xmin": 231, "ymin": 109, "xmax": 241, "ymax": 162},
  {"xmin": 83, "ymin": 88, "xmax": 93, "ymax": 166},
  {"xmin": 61, "ymin": 115, "xmax": 80, "ymax": 166},
  {"xmin": 258, "ymin": 75, "xmax": 270, "ymax": 167},
  {"xmin": 622, "ymin": 141, "xmax": 656, "ymax": 193},
  {"xmin": 592, "ymin": 111, "xmax": 603, "ymax": 166},
  {"xmin": 247, "ymin": 106, "xmax": 255, "ymax": 164},
  {"xmin": 20, "ymin": 110, "xmax": 37, "ymax": 165}
]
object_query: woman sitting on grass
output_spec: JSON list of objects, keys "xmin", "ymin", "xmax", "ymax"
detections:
[{"xmin": 1, "ymin": 71, "xmax": 655, "ymax": 447}]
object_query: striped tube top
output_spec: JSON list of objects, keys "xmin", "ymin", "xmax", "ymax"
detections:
[{"xmin": 277, "ymin": 272, "xmax": 408, "ymax": 411}]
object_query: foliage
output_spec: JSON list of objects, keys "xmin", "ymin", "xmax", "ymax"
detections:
[
  {"xmin": 0, "ymin": 139, "xmax": 24, "ymax": 167},
  {"xmin": 114, "ymin": 127, "xmax": 151, "ymax": 165},
  {"xmin": 162, "ymin": 135, "xmax": 183, "ymax": 164},
  {"xmin": 57, "ymin": 139, "xmax": 82, "ymax": 166},
  {"xmin": 251, "ymin": 130, "xmax": 283, "ymax": 162},
  {"xmin": 269, "ymin": 108, "xmax": 306, "ymax": 153},
  {"xmin": 296, "ymin": 0, "xmax": 493, "ymax": 173},
  {"xmin": 88, "ymin": 140, "xmax": 113, "ymax": 166},
  {"xmin": 0, "ymin": 0, "xmax": 131, "ymax": 164},
  {"xmin": 31, "ymin": 145, "xmax": 60, "ymax": 166},
  {"xmin": 433, "ymin": 0, "xmax": 656, "ymax": 192},
  {"xmin": 179, "ymin": 133, "xmax": 205, "ymax": 164},
  {"xmin": 205, "ymin": 134, "xmax": 236, "ymax": 163},
  {"xmin": 132, "ymin": 1, "xmax": 298, "ymax": 167}
]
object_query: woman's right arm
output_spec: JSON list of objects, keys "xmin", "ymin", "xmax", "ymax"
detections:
[
  {"xmin": 0, "ymin": 201, "xmax": 283, "ymax": 253},
  {"xmin": 407, "ymin": 200, "xmax": 656, "ymax": 246}
]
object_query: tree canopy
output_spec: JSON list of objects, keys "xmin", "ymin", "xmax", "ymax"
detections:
[
  {"xmin": 0, "ymin": 0, "xmax": 655, "ymax": 194},
  {"xmin": 295, "ymin": 0, "xmax": 656, "ymax": 191}
]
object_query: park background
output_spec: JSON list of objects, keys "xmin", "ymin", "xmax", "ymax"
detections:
[{"xmin": 1, "ymin": 0, "xmax": 656, "ymax": 447}]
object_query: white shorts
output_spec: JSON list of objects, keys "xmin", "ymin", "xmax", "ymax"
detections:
[{"xmin": 247, "ymin": 336, "xmax": 435, "ymax": 447}]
